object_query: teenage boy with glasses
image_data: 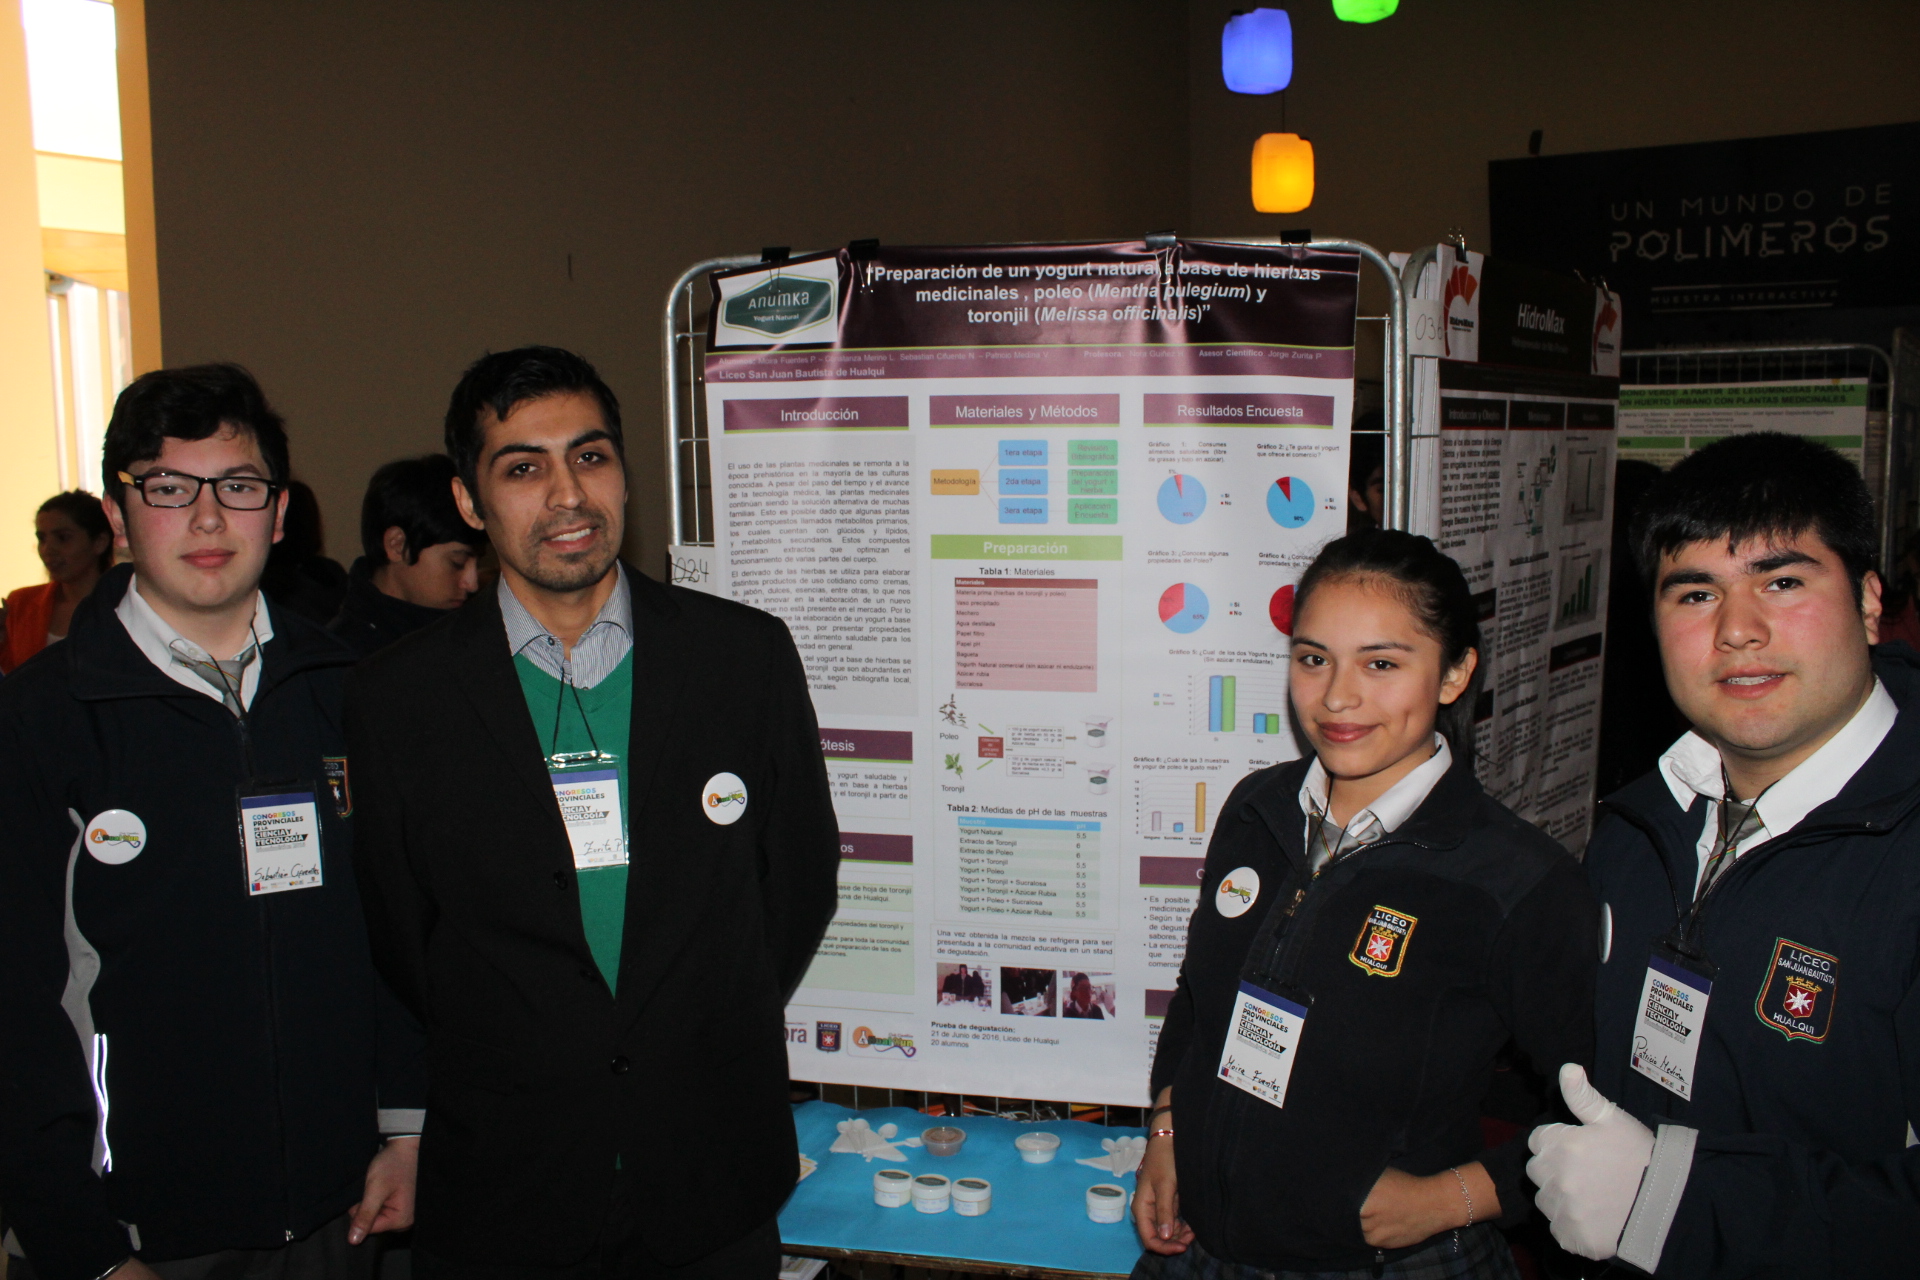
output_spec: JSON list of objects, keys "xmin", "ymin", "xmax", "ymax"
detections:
[{"xmin": 0, "ymin": 365, "xmax": 424, "ymax": 1280}]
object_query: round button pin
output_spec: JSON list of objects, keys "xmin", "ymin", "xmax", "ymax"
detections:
[
  {"xmin": 1215, "ymin": 865, "xmax": 1260, "ymax": 917},
  {"xmin": 85, "ymin": 809, "xmax": 147, "ymax": 865},
  {"xmin": 702, "ymin": 772, "xmax": 748, "ymax": 825}
]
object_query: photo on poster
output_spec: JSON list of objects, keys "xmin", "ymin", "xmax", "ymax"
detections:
[
  {"xmin": 1000, "ymin": 967, "xmax": 1059, "ymax": 1017},
  {"xmin": 1063, "ymin": 971, "xmax": 1117, "ymax": 1020},
  {"xmin": 936, "ymin": 962, "xmax": 992, "ymax": 1009}
]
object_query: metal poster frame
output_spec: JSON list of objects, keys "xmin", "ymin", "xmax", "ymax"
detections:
[{"xmin": 662, "ymin": 238, "xmax": 1409, "ymax": 549}]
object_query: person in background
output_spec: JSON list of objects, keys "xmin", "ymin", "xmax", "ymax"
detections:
[
  {"xmin": 262, "ymin": 479, "xmax": 349, "ymax": 625},
  {"xmin": 0, "ymin": 364, "xmax": 422, "ymax": 1280},
  {"xmin": 0, "ymin": 491, "xmax": 114, "ymax": 673},
  {"xmin": 330, "ymin": 454, "xmax": 486, "ymax": 657},
  {"xmin": 1528, "ymin": 433, "xmax": 1920, "ymax": 1277},
  {"xmin": 1134, "ymin": 529, "xmax": 1595, "ymax": 1280},
  {"xmin": 1347, "ymin": 413, "xmax": 1386, "ymax": 534}
]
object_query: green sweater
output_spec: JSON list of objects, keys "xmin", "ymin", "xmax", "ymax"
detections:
[{"xmin": 514, "ymin": 651, "xmax": 632, "ymax": 991}]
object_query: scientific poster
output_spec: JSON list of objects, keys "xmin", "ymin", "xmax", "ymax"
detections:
[
  {"xmin": 1617, "ymin": 380, "xmax": 1870, "ymax": 470},
  {"xmin": 1408, "ymin": 251, "xmax": 1620, "ymax": 851},
  {"xmin": 703, "ymin": 240, "xmax": 1359, "ymax": 1103}
]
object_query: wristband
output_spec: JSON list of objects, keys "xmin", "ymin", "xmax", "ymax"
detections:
[{"xmin": 1149, "ymin": 1127, "xmax": 1175, "ymax": 1140}]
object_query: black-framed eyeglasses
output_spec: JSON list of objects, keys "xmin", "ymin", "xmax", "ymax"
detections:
[{"xmin": 118, "ymin": 470, "xmax": 283, "ymax": 511}]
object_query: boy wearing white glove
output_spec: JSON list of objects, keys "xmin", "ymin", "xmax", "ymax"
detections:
[{"xmin": 1531, "ymin": 434, "xmax": 1920, "ymax": 1277}]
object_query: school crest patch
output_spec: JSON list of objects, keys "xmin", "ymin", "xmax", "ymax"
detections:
[
  {"xmin": 1754, "ymin": 938, "xmax": 1839, "ymax": 1043},
  {"xmin": 322, "ymin": 757, "xmax": 353, "ymax": 818},
  {"xmin": 1350, "ymin": 905, "xmax": 1417, "ymax": 978}
]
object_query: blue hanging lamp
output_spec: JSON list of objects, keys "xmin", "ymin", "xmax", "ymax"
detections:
[{"xmin": 1221, "ymin": 8, "xmax": 1293, "ymax": 95}]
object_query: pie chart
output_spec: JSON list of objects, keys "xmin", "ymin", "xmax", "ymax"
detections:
[
  {"xmin": 1158, "ymin": 583, "xmax": 1210, "ymax": 634},
  {"xmin": 1157, "ymin": 474, "xmax": 1207, "ymax": 524},
  {"xmin": 1269, "ymin": 584, "xmax": 1295, "ymax": 636},
  {"xmin": 1266, "ymin": 476, "xmax": 1315, "ymax": 528}
]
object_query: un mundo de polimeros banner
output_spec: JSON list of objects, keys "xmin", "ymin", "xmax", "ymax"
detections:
[{"xmin": 701, "ymin": 241, "xmax": 1358, "ymax": 1102}]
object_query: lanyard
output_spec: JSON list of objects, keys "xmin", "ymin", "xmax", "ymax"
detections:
[
  {"xmin": 173, "ymin": 621, "xmax": 265, "ymax": 781},
  {"xmin": 547, "ymin": 665, "xmax": 617, "ymax": 769}
]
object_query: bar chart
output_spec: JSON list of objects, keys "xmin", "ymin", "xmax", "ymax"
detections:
[
  {"xmin": 1556, "ymin": 551, "xmax": 1600, "ymax": 630},
  {"xmin": 1134, "ymin": 777, "xmax": 1224, "ymax": 839},
  {"xmin": 1188, "ymin": 672, "xmax": 1291, "ymax": 738}
]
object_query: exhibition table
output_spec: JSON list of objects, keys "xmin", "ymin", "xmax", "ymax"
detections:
[{"xmin": 780, "ymin": 1102, "xmax": 1145, "ymax": 1278}]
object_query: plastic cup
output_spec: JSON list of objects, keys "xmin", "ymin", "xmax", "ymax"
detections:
[
  {"xmin": 1015, "ymin": 1131, "xmax": 1061, "ymax": 1163},
  {"xmin": 922, "ymin": 1125, "xmax": 966, "ymax": 1157}
]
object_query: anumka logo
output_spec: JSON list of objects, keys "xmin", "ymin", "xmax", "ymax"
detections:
[
  {"xmin": 852, "ymin": 1025, "xmax": 918, "ymax": 1057},
  {"xmin": 1516, "ymin": 303, "xmax": 1567, "ymax": 334},
  {"xmin": 724, "ymin": 275, "xmax": 834, "ymax": 337}
]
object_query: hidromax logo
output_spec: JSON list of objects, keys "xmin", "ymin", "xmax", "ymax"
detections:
[
  {"xmin": 723, "ymin": 275, "xmax": 834, "ymax": 337},
  {"xmin": 1516, "ymin": 303, "xmax": 1567, "ymax": 334}
]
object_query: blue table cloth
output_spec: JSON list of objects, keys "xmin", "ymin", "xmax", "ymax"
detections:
[{"xmin": 780, "ymin": 1102, "xmax": 1147, "ymax": 1276}]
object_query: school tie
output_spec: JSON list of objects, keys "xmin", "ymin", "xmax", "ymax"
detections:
[
  {"xmin": 1308, "ymin": 806, "xmax": 1384, "ymax": 874},
  {"xmin": 1698, "ymin": 792, "xmax": 1768, "ymax": 899},
  {"xmin": 172, "ymin": 649, "xmax": 254, "ymax": 717}
]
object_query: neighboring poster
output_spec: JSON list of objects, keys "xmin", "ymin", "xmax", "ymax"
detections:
[
  {"xmin": 1409, "ymin": 252, "xmax": 1619, "ymax": 851},
  {"xmin": 704, "ymin": 241, "xmax": 1359, "ymax": 1102},
  {"xmin": 1617, "ymin": 379, "xmax": 1870, "ymax": 470}
]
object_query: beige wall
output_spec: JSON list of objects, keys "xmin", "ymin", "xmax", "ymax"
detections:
[
  {"xmin": 0, "ymin": 0, "xmax": 61, "ymax": 594},
  {"xmin": 1188, "ymin": 0, "xmax": 1920, "ymax": 261},
  {"xmin": 144, "ymin": 1, "xmax": 1189, "ymax": 570}
]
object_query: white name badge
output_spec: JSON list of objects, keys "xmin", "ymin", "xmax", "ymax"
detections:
[
  {"xmin": 553, "ymin": 768, "xmax": 627, "ymax": 869},
  {"xmin": 1630, "ymin": 950, "xmax": 1712, "ymax": 1100},
  {"xmin": 240, "ymin": 790, "xmax": 324, "ymax": 896},
  {"xmin": 1216, "ymin": 979, "xmax": 1309, "ymax": 1109}
]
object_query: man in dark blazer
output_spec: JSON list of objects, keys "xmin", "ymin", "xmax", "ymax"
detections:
[{"xmin": 343, "ymin": 347, "xmax": 839, "ymax": 1280}]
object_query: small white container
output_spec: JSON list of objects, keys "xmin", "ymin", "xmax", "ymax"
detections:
[
  {"xmin": 952, "ymin": 1177, "xmax": 992, "ymax": 1216},
  {"xmin": 1015, "ymin": 1131, "xmax": 1061, "ymax": 1163},
  {"xmin": 1087, "ymin": 1183, "xmax": 1128, "ymax": 1224},
  {"xmin": 911, "ymin": 1173, "xmax": 952, "ymax": 1214},
  {"xmin": 873, "ymin": 1168, "xmax": 913, "ymax": 1208}
]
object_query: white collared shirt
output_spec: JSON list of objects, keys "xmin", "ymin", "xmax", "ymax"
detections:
[
  {"xmin": 1659, "ymin": 678, "xmax": 1898, "ymax": 895},
  {"xmin": 116, "ymin": 576, "xmax": 275, "ymax": 710},
  {"xmin": 1298, "ymin": 734, "xmax": 1454, "ymax": 852}
]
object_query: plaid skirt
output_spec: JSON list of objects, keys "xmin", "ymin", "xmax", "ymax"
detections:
[{"xmin": 1128, "ymin": 1225, "xmax": 1521, "ymax": 1280}]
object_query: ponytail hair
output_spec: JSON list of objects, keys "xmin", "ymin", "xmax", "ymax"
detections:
[{"xmin": 1293, "ymin": 529, "xmax": 1484, "ymax": 760}]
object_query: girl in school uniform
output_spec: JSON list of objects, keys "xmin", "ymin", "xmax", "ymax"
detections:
[{"xmin": 1133, "ymin": 529, "xmax": 1596, "ymax": 1280}]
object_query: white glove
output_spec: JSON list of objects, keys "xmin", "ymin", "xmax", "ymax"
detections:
[{"xmin": 1526, "ymin": 1063, "xmax": 1654, "ymax": 1261}]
